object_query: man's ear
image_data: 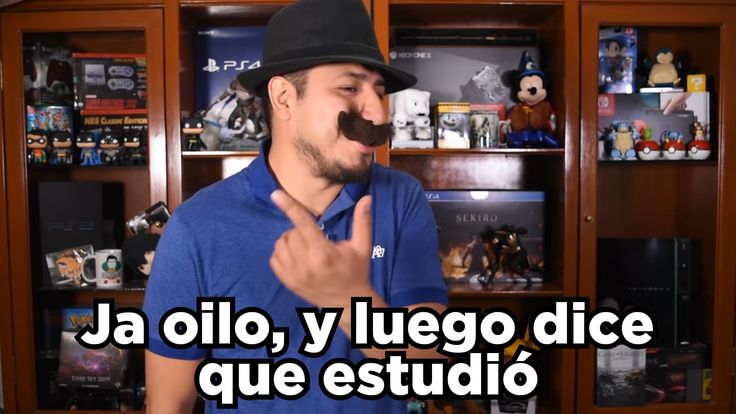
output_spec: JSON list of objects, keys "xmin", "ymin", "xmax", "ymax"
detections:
[{"xmin": 267, "ymin": 76, "xmax": 295, "ymax": 121}]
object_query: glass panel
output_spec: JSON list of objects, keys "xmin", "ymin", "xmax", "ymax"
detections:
[
  {"xmin": 594, "ymin": 25, "xmax": 718, "ymax": 408},
  {"xmin": 23, "ymin": 30, "xmax": 149, "ymax": 410}
]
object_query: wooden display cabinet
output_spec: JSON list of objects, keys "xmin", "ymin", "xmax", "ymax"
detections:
[
  {"xmin": 0, "ymin": 7, "xmax": 166, "ymax": 413},
  {"xmin": 578, "ymin": 4, "xmax": 736, "ymax": 414},
  {"xmin": 370, "ymin": 1, "xmax": 580, "ymax": 413}
]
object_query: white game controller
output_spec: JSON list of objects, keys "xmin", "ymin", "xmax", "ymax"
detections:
[
  {"xmin": 107, "ymin": 78, "xmax": 135, "ymax": 91},
  {"xmin": 108, "ymin": 65, "xmax": 135, "ymax": 77}
]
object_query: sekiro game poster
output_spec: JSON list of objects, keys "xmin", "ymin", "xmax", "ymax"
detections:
[{"xmin": 425, "ymin": 190, "xmax": 545, "ymax": 289}]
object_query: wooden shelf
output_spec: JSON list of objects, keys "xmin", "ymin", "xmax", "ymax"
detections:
[
  {"xmin": 35, "ymin": 280, "xmax": 146, "ymax": 304},
  {"xmin": 182, "ymin": 150, "xmax": 258, "ymax": 159},
  {"xmin": 448, "ymin": 281, "xmax": 563, "ymax": 298},
  {"xmin": 586, "ymin": 402, "xmax": 717, "ymax": 414},
  {"xmin": 391, "ymin": 148, "xmax": 565, "ymax": 156}
]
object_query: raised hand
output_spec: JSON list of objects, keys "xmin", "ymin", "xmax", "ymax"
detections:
[{"xmin": 269, "ymin": 190, "xmax": 374, "ymax": 309}]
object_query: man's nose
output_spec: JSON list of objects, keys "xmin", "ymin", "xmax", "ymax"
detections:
[{"xmin": 360, "ymin": 89, "xmax": 387, "ymax": 125}]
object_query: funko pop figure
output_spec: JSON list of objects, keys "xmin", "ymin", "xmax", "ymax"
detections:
[
  {"xmin": 183, "ymin": 114, "xmax": 207, "ymax": 151},
  {"xmin": 99, "ymin": 131, "xmax": 122, "ymax": 165},
  {"xmin": 27, "ymin": 129, "xmax": 49, "ymax": 165},
  {"xmin": 77, "ymin": 131, "xmax": 102, "ymax": 166},
  {"xmin": 50, "ymin": 131, "xmax": 74, "ymax": 165},
  {"xmin": 122, "ymin": 129, "xmax": 147, "ymax": 166}
]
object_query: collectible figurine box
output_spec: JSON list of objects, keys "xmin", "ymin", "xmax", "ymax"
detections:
[
  {"xmin": 26, "ymin": 105, "xmax": 73, "ymax": 133},
  {"xmin": 73, "ymin": 53, "xmax": 147, "ymax": 110},
  {"xmin": 57, "ymin": 330, "xmax": 127, "ymax": 389},
  {"xmin": 194, "ymin": 26, "xmax": 266, "ymax": 111},
  {"xmin": 425, "ymin": 190, "xmax": 545, "ymax": 288},
  {"xmin": 389, "ymin": 29, "xmax": 539, "ymax": 109},
  {"xmin": 436, "ymin": 102, "xmax": 471, "ymax": 149},
  {"xmin": 598, "ymin": 27, "xmax": 637, "ymax": 94}
]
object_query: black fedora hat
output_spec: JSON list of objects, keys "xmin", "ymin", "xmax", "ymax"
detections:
[{"xmin": 236, "ymin": 0, "xmax": 416, "ymax": 94}]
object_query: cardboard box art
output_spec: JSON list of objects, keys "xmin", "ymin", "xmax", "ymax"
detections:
[
  {"xmin": 425, "ymin": 190, "xmax": 545, "ymax": 288},
  {"xmin": 73, "ymin": 53, "xmax": 147, "ymax": 110}
]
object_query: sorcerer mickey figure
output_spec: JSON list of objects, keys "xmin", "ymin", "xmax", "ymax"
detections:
[{"xmin": 505, "ymin": 51, "xmax": 559, "ymax": 148}]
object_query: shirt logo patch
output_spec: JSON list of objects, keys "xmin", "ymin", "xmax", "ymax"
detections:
[{"xmin": 371, "ymin": 245, "xmax": 385, "ymax": 259}]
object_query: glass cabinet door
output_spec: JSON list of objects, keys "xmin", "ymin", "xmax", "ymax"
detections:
[
  {"xmin": 578, "ymin": 4, "xmax": 736, "ymax": 414},
  {"xmin": 1, "ymin": 8, "xmax": 165, "ymax": 413}
]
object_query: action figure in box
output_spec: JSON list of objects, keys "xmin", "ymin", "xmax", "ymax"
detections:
[
  {"xmin": 122, "ymin": 129, "xmax": 147, "ymax": 165},
  {"xmin": 687, "ymin": 121, "xmax": 710, "ymax": 160},
  {"xmin": 50, "ymin": 131, "xmax": 74, "ymax": 165},
  {"xmin": 99, "ymin": 131, "xmax": 122, "ymax": 165},
  {"xmin": 182, "ymin": 114, "xmax": 206, "ymax": 151},
  {"xmin": 504, "ymin": 51, "xmax": 559, "ymax": 148},
  {"xmin": 76, "ymin": 131, "xmax": 101, "ymax": 166},
  {"xmin": 26, "ymin": 129, "xmax": 49, "ymax": 165}
]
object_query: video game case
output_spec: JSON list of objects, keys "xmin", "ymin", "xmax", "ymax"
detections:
[
  {"xmin": 63, "ymin": 307, "xmax": 95, "ymax": 332},
  {"xmin": 596, "ymin": 346, "xmax": 646, "ymax": 407}
]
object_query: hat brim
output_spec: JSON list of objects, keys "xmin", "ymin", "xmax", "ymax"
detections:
[{"xmin": 237, "ymin": 55, "xmax": 417, "ymax": 95}]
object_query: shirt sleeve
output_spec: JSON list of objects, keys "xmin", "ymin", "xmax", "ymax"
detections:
[
  {"xmin": 142, "ymin": 212, "xmax": 209, "ymax": 360},
  {"xmin": 388, "ymin": 180, "xmax": 449, "ymax": 307}
]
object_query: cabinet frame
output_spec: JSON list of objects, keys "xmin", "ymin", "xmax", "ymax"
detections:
[
  {"xmin": 578, "ymin": 4, "xmax": 736, "ymax": 413},
  {"xmin": 1, "ymin": 8, "xmax": 166, "ymax": 413}
]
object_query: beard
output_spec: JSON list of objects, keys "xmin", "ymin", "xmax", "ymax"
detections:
[{"xmin": 294, "ymin": 136, "xmax": 372, "ymax": 184}]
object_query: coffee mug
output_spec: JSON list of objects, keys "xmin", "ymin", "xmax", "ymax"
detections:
[{"xmin": 82, "ymin": 249, "xmax": 124, "ymax": 288}]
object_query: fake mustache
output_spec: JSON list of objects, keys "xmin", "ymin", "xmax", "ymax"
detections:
[{"xmin": 338, "ymin": 111, "xmax": 391, "ymax": 147}]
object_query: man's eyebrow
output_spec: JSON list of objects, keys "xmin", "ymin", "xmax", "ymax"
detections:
[{"xmin": 339, "ymin": 71, "xmax": 386, "ymax": 87}]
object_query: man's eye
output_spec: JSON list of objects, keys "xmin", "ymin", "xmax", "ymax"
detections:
[{"xmin": 341, "ymin": 86, "xmax": 358, "ymax": 93}]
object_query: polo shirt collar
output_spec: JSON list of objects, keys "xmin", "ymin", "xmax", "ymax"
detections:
[{"xmin": 249, "ymin": 139, "xmax": 370, "ymax": 222}]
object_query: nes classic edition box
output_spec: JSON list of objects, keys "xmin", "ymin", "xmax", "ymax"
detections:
[
  {"xmin": 73, "ymin": 53, "xmax": 147, "ymax": 110},
  {"xmin": 425, "ymin": 190, "xmax": 545, "ymax": 288},
  {"xmin": 194, "ymin": 26, "xmax": 266, "ymax": 110}
]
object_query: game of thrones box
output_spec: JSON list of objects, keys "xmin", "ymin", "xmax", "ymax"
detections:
[{"xmin": 425, "ymin": 190, "xmax": 545, "ymax": 289}]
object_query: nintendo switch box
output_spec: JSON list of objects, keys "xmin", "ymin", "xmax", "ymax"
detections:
[{"xmin": 597, "ymin": 92, "xmax": 711, "ymax": 160}]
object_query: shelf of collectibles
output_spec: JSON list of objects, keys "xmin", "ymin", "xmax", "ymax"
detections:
[
  {"xmin": 371, "ymin": 1, "xmax": 580, "ymax": 413},
  {"xmin": 578, "ymin": 4, "xmax": 736, "ymax": 414},
  {"xmin": 1, "ymin": 7, "xmax": 167, "ymax": 413}
]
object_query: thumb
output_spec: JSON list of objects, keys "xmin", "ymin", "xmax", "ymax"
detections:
[{"xmin": 350, "ymin": 195, "xmax": 373, "ymax": 254}]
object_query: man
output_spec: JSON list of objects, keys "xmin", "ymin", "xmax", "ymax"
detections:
[{"xmin": 143, "ymin": 0, "xmax": 448, "ymax": 412}]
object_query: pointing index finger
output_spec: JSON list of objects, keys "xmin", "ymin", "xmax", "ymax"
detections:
[{"xmin": 271, "ymin": 190, "xmax": 325, "ymax": 240}]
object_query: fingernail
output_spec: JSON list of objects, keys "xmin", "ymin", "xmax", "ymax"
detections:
[{"xmin": 271, "ymin": 190, "xmax": 285, "ymax": 203}]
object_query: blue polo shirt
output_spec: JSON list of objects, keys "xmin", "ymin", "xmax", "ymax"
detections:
[{"xmin": 143, "ymin": 140, "xmax": 448, "ymax": 413}]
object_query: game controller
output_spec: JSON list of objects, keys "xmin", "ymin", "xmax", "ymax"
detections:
[
  {"xmin": 107, "ymin": 78, "xmax": 135, "ymax": 91},
  {"xmin": 108, "ymin": 65, "xmax": 135, "ymax": 77}
]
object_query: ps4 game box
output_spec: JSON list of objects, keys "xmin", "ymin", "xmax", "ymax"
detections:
[
  {"xmin": 425, "ymin": 190, "xmax": 545, "ymax": 289},
  {"xmin": 194, "ymin": 26, "xmax": 266, "ymax": 111}
]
